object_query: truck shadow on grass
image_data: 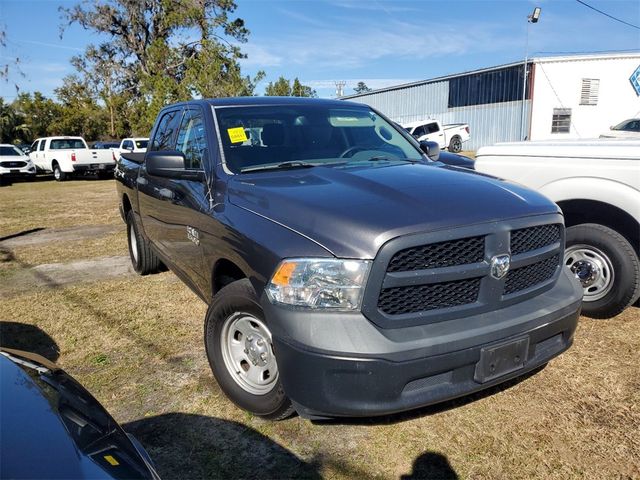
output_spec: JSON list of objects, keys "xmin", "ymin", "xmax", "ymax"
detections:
[
  {"xmin": 0, "ymin": 321, "xmax": 60, "ymax": 362},
  {"xmin": 124, "ymin": 412, "xmax": 458, "ymax": 479}
]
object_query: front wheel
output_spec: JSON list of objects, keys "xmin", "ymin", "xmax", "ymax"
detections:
[
  {"xmin": 565, "ymin": 223, "xmax": 640, "ymax": 319},
  {"xmin": 205, "ymin": 279, "xmax": 294, "ymax": 420}
]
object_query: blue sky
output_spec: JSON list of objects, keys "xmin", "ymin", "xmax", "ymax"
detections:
[{"xmin": 1, "ymin": 0, "xmax": 639, "ymax": 100}]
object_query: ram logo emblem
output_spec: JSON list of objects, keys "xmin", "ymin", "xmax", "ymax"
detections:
[{"xmin": 491, "ymin": 254, "xmax": 511, "ymax": 279}]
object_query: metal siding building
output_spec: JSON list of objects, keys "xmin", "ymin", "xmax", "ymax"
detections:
[{"xmin": 341, "ymin": 53, "xmax": 640, "ymax": 151}]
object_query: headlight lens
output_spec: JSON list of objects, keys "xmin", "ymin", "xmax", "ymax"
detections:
[{"xmin": 266, "ymin": 258, "xmax": 371, "ymax": 310}]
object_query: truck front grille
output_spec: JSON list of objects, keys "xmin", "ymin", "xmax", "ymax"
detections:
[
  {"xmin": 387, "ymin": 236, "xmax": 484, "ymax": 272},
  {"xmin": 363, "ymin": 219, "xmax": 564, "ymax": 326},
  {"xmin": 504, "ymin": 254, "xmax": 560, "ymax": 295},
  {"xmin": 0, "ymin": 161, "xmax": 27, "ymax": 168},
  {"xmin": 378, "ymin": 278, "xmax": 481, "ymax": 315},
  {"xmin": 511, "ymin": 224, "xmax": 561, "ymax": 255}
]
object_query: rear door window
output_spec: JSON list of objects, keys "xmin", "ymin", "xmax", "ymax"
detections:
[
  {"xmin": 426, "ymin": 122, "xmax": 440, "ymax": 133},
  {"xmin": 39, "ymin": 141, "xmax": 46, "ymax": 151},
  {"xmin": 150, "ymin": 110, "xmax": 183, "ymax": 151}
]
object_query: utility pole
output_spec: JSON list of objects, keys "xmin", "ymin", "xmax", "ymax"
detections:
[
  {"xmin": 521, "ymin": 7, "xmax": 541, "ymax": 141},
  {"xmin": 334, "ymin": 81, "xmax": 346, "ymax": 98}
]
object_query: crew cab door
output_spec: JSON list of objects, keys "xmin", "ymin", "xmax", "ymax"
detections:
[
  {"xmin": 424, "ymin": 121, "xmax": 446, "ymax": 148},
  {"xmin": 138, "ymin": 107, "xmax": 212, "ymax": 291}
]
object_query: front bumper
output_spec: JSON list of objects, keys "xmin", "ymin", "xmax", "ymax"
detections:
[
  {"xmin": 264, "ymin": 268, "xmax": 582, "ymax": 419},
  {"xmin": 0, "ymin": 166, "xmax": 36, "ymax": 178}
]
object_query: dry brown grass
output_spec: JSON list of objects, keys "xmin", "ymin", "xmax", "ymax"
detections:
[{"xmin": 1, "ymin": 177, "xmax": 638, "ymax": 480}]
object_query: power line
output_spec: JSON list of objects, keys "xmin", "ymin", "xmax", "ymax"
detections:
[{"xmin": 575, "ymin": 0, "xmax": 640, "ymax": 30}]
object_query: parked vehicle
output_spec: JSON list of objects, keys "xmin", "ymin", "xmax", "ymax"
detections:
[
  {"xmin": 476, "ymin": 139, "xmax": 640, "ymax": 318},
  {"xmin": 29, "ymin": 136, "xmax": 115, "ymax": 181},
  {"xmin": 93, "ymin": 141, "xmax": 121, "ymax": 149},
  {"xmin": 0, "ymin": 348, "xmax": 160, "ymax": 479},
  {"xmin": 116, "ymin": 97, "xmax": 581, "ymax": 420},
  {"xmin": 600, "ymin": 118, "xmax": 640, "ymax": 139},
  {"xmin": 113, "ymin": 137, "xmax": 149, "ymax": 161},
  {"xmin": 0, "ymin": 144, "xmax": 36, "ymax": 182},
  {"xmin": 402, "ymin": 119, "xmax": 470, "ymax": 153}
]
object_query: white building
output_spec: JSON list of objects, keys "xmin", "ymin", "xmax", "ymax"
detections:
[{"xmin": 342, "ymin": 52, "xmax": 640, "ymax": 150}]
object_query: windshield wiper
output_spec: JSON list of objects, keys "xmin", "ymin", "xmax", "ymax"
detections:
[
  {"xmin": 366, "ymin": 156, "xmax": 421, "ymax": 163},
  {"xmin": 240, "ymin": 161, "xmax": 316, "ymax": 173}
]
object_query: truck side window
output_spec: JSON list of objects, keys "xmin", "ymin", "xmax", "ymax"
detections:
[
  {"xmin": 31, "ymin": 140, "xmax": 39, "ymax": 151},
  {"xmin": 150, "ymin": 109, "xmax": 183, "ymax": 151},
  {"xmin": 39, "ymin": 140, "xmax": 46, "ymax": 151},
  {"xmin": 175, "ymin": 109, "xmax": 208, "ymax": 170},
  {"xmin": 412, "ymin": 126, "xmax": 426, "ymax": 137},
  {"xmin": 426, "ymin": 123, "xmax": 440, "ymax": 134}
]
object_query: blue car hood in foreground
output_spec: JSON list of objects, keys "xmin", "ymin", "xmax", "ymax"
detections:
[
  {"xmin": 228, "ymin": 162, "xmax": 559, "ymax": 258},
  {"xmin": 0, "ymin": 352, "xmax": 158, "ymax": 479}
]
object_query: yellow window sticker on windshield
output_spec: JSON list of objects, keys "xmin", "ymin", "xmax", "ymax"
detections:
[{"xmin": 228, "ymin": 127, "xmax": 248, "ymax": 143}]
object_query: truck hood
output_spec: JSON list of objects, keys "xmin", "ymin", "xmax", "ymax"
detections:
[{"xmin": 228, "ymin": 162, "xmax": 559, "ymax": 258}]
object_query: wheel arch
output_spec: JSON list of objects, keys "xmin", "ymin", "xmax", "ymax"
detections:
[
  {"xmin": 557, "ymin": 198, "xmax": 640, "ymax": 254},
  {"xmin": 212, "ymin": 258, "xmax": 248, "ymax": 296}
]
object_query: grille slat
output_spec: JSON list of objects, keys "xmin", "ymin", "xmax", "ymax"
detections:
[
  {"xmin": 511, "ymin": 224, "xmax": 560, "ymax": 255},
  {"xmin": 504, "ymin": 255, "xmax": 560, "ymax": 295},
  {"xmin": 0, "ymin": 161, "xmax": 27, "ymax": 168},
  {"xmin": 387, "ymin": 236, "xmax": 484, "ymax": 272},
  {"xmin": 378, "ymin": 278, "xmax": 481, "ymax": 315}
]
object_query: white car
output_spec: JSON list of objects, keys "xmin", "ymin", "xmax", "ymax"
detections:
[
  {"xmin": 112, "ymin": 137, "xmax": 149, "ymax": 161},
  {"xmin": 600, "ymin": 118, "xmax": 640, "ymax": 139},
  {"xmin": 402, "ymin": 119, "xmax": 470, "ymax": 153},
  {"xmin": 29, "ymin": 136, "xmax": 115, "ymax": 181},
  {"xmin": 475, "ymin": 139, "xmax": 640, "ymax": 319},
  {"xmin": 0, "ymin": 144, "xmax": 36, "ymax": 183}
]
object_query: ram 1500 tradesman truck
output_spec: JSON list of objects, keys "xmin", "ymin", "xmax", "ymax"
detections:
[{"xmin": 115, "ymin": 97, "xmax": 582, "ymax": 420}]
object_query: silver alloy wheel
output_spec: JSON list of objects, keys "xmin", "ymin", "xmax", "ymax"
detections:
[
  {"xmin": 53, "ymin": 166, "xmax": 60, "ymax": 180},
  {"xmin": 565, "ymin": 244, "xmax": 615, "ymax": 302},
  {"xmin": 129, "ymin": 223, "xmax": 139, "ymax": 263},
  {"xmin": 220, "ymin": 312, "xmax": 278, "ymax": 395}
]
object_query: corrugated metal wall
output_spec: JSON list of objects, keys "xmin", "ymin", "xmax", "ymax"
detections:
[{"xmin": 345, "ymin": 79, "xmax": 530, "ymax": 151}]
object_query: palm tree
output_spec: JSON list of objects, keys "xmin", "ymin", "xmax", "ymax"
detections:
[{"xmin": 0, "ymin": 98, "xmax": 30, "ymax": 143}]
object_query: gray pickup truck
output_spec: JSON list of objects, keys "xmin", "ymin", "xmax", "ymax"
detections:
[{"xmin": 115, "ymin": 97, "xmax": 582, "ymax": 420}]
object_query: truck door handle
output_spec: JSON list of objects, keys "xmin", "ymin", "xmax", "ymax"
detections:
[{"xmin": 158, "ymin": 188, "xmax": 174, "ymax": 200}]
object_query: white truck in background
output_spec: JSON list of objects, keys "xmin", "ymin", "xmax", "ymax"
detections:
[
  {"xmin": 29, "ymin": 136, "xmax": 115, "ymax": 181},
  {"xmin": 112, "ymin": 137, "xmax": 149, "ymax": 161},
  {"xmin": 475, "ymin": 139, "xmax": 640, "ymax": 319},
  {"xmin": 402, "ymin": 119, "xmax": 470, "ymax": 153}
]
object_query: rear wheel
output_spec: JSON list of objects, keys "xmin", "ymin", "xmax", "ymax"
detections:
[
  {"xmin": 126, "ymin": 210, "xmax": 162, "ymax": 275},
  {"xmin": 52, "ymin": 162, "xmax": 67, "ymax": 182},
  {"xmin": 448, "ymin": 135, "xmax": 462, "ymax": 153},
  {"xmin": 205, "ymin": 279, "xmax": 294, "ymax": 420},
  {"xmin": 565, "ymin": 223, "xmax": 640, "ymax": 319}
]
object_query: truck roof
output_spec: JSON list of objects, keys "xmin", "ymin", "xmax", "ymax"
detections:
[
  {"xmin": 402, "ymin": 119, "xmax": 438, "ymax": 128},
  {"xmin": 161, "ymin": 96, "xmax": 367, "ymax": 110}
]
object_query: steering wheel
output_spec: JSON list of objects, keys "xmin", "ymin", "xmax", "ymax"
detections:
[{"xmin": 339, "ymin": 146, "xmax": 369, "ymax": 158}]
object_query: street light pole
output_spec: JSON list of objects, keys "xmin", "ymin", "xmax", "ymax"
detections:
[{"xmin": 521, "ymin": 7, "xmax": 541, "ymax": 141}]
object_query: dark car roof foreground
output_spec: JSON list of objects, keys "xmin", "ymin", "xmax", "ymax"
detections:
[
  {"xmin": 0, "ymin": 348, "xmax": 159, "ymax": 480},
  {"xmin": 166, "ymin": 96, "xmax": 365, "ymax": 109}
]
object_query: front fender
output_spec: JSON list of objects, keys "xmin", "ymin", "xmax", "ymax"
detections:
[{"xmin": 539, "ymin": 177, "xmax": 640, "ymax": 222}]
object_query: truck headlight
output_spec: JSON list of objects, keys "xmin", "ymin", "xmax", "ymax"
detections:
[{"xmin": 266, "ymin": 258, "xmax": 371, "ymax": 310}]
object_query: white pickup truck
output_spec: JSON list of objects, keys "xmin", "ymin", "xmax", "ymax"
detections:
[
  {"xmin": 402, "ymin": 119, "xmax": 470, "ymax": 153},
  {"xmin": 476, "ymin": 139, "xmax": 640, "ymax": 319},
  {"xmin": 112, "ymin": 137, "xmax": 149, "ymax": 161},
  {"xmin": 29, "ymin": 136, "xmax": 115, "ymax": 181}
]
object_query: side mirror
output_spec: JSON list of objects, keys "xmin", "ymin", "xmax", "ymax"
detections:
[
  {"xmin": 419, "ymin": 140, "xmax": 440, "ymax": 161},
  {"xmin": 146, "ymin": 150, "xmax": 186, "ymax": 178}
]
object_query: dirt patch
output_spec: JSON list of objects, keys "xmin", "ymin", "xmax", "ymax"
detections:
[
  {"xmin": 0, "ymin": 224, "xmax": 120, "ymax": 248},
  {"xmin": 0, "ymin": 255, "xmax": 134, "ymax": 297}
]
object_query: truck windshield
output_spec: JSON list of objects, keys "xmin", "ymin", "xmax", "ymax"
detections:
[
  {"xmin": 214, "ymin": 105, "xmax": 424, "ymax": 173},
  {"xmin": 49, "ymin": 139, "xmax": 87, "ymax": 150}
]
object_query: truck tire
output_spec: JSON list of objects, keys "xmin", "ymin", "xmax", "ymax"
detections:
[
  {"xmin": 564, "ymin": 223, "xmax": 640, "ymax": 319},
  {"xmin": 126, "ymin": 210, "xmax": 162, "ymax": 275},
  {"xmin": 52, "ymin": 162, "xmax": 67, "ymax": 182},
  {"xmin": 448, "ymin": 135, "xmax": 462, "ymax": 153},
  {"xmin": 204, "ymin": 279, "xmax": 294, "ymax": 420}
]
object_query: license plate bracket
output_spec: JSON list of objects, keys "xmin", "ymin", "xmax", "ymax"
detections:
[{"xmin": 474, "ymin": 336, "xmax": 529, "ymax": 383}]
